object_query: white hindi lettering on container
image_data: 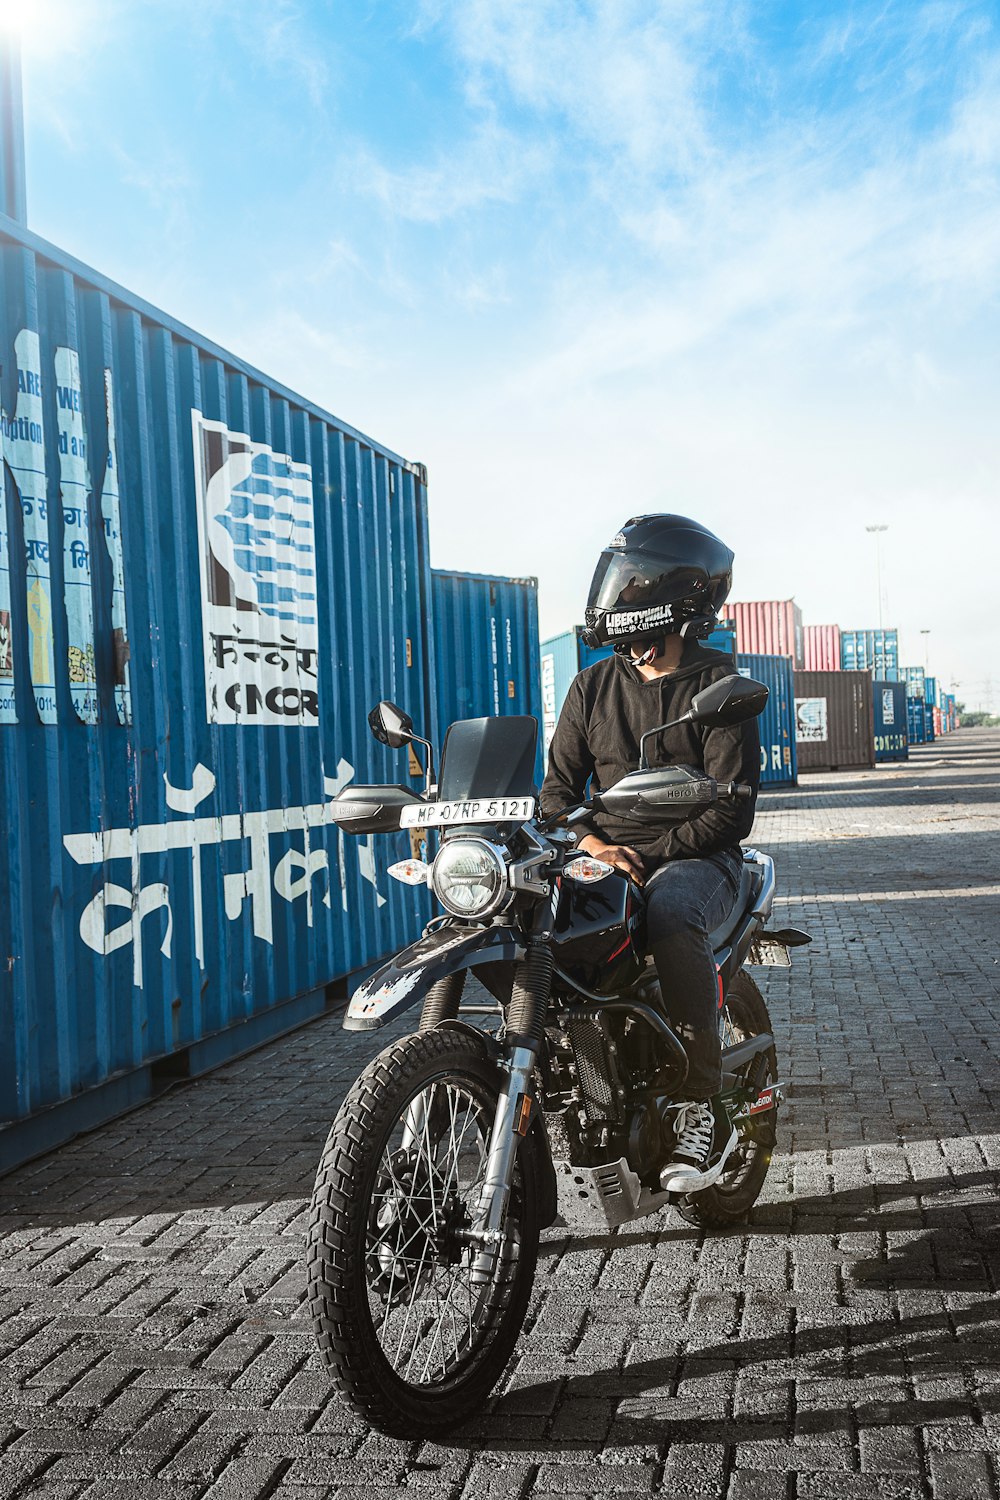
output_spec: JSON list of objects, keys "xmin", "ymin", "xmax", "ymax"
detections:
[{"xmin": 61, "ymin": 757, "xmax": 388, "ymax": 989}]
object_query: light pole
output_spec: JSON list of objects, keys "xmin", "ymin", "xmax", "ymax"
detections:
[
  {"xmin": 920, "ymin": 629, "xmax": 930, "ymax": 670},
  {"xmin": 866, "ymin": 525, "xmax": 888, "ymax": 633}
]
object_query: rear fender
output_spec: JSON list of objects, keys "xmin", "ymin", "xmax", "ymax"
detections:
[
  {"xmin": 716, "ymin": 912, "xmax": 762, "ymax": 992},
  {"xmin": 344, "ymin": 925, "xmax": 525, "ymax": 1032}
]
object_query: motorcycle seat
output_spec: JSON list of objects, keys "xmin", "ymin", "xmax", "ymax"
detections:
[{"xmin": 708, "ymin": 860, "xmax": 763, "ymax": 952}]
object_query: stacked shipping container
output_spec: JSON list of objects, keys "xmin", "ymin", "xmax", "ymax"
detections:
[
  {"xmin": 431, "ymin": 570, "xmax": 544, "ymax": 787},
  {"xmin": 725, "ymin": 600, "xmax": 804, "ymax": 668},
  {"xmin": 0, "ymin": 216, "xmax": 438, "ymax": 1170},
  {"xmin": 841, "ymin": 628, "xmax": 900, "ymax": 678},
  {"xmin": 734, "ymin": 655, "xmax": 798, "ymax": 787},
  {"xmin": 803, "ymin": 625, "xmax": 841, "ymax": 673},
  {"xmin": 903, "ymin": 666, "xmax": 926, "ymax": 699},
  {"xmin": 793, "ymin": 671, "xmax": 875, "ymax": 772},
  {"xmin": 873, "ymin": 681, "xmax": 908, "ymax": 762}
]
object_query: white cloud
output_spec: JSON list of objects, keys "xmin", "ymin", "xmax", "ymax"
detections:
[{"xmin": 356, "ymin": 119, "xmax": 549, "ymax": 224}]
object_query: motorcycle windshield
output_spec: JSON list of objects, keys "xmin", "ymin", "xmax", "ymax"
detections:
[{"xmin": 437, "ymin": 716, "xmax": 538, "ymax": 801}]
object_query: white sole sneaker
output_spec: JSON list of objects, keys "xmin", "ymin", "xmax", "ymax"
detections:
[{"xmin": 659, "ymin": 1125, "xmax": 739, "ymax": 1194}]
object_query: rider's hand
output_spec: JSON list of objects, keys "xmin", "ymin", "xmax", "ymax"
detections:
[{"xmin": 577, "ymin": 836, "xmax": 646, "ymax": 885}]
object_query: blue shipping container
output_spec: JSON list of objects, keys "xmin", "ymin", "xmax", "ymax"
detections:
[
  {"xmin": 431, "ymin": 569, "xmax": 543, "ymax": 788},
  {"xmin": 907, "ymin": 698, "xmax": 927, "ymax": 744},
  {"xmin": 873, "ymin": 680, "xmax": 908, "ymax": 762},
  {"xmin": 840, "ymin": 627, "xmax": 899, "ymax": 675},
  {"xmin": 0, "ymin": 215, "xmax": 435, "ymax": 1171},
  {"xmin": 924, "ymin": 676, "xmax": 937, "ymax": 710},
  {"xmin": 540, "ymin": 622, "xmax": 736, "ymax": 762},
  {"xmin": 903, "ymin": 667, "xmax": 926, "ymax": 699},
  {"xmin": 736, "ymin": 654, "xmax": 798, "ymax": 787}
]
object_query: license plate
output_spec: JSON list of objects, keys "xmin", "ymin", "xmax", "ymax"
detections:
[
  {"xmin": 400, "ymin": 796, "xmax": 536, "ymax": 829},
  {"xmin": 746, "ymin": 936, "xmax": 791, "ymax": 967}
]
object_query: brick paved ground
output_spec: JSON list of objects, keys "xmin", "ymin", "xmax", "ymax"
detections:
[{"xmin": 2, "ymin": 729, "xmax": 999, "ymax": 1499}]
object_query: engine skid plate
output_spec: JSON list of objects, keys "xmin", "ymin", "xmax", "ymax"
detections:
[{"xmin": 553, "ymin": 1156, "xmax": 671, "ymax": 1232}]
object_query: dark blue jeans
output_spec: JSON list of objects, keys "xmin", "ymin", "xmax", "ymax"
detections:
[{"xmin": 644, "ymin": 849, "xmax": 743, "ymax": 1101}]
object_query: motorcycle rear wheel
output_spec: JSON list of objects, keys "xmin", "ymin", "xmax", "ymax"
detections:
[
  {"xmin": 675, "ymin": 970, "xmax": 778, "ymax": 1229},
  {"xmin": 306, "ymin": 1027, "xmax": 540, "ymax": 1437}
]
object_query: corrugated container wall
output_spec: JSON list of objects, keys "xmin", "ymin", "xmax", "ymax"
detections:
[
  {"xmin": 431, "ymin": 570, "xmax": 543, "ymax": 788},
  {"xmin": 872, "ymin": 680, "xmax": 908, "ymax": 762},
  {"xmin": 803, "ymin": 624, "xmax": 841, "ymax": 673},
  {"xmin": 840, "ymin": 628, "xmax": 899, "ymax": 677},
  {"xmin": 540, "ymin": 630, "xmax": 584, "ymax": 761},
  {"xmin": 793, "ymin": 671, "xmax": 875, "ymax": 772},
  {"xmin": 924, "ymin": 676, "xmax": 938, "ymax": 710},
  {"xmin": 735, "ymin": 654, "xmax": 798, "ymax": 786},
  {"xmin": 0, "ymin": 217, "xmax": 435, "ymax": 1171},
  {"xmin": 907, "ymin": 699, "xmax": 927, "ymax": 744},
  {"xmin": 725, "ymin": 600, "xmax": 804, "ymax": 668},
  {"xmin": 539, "ymin": 622, "xmax": 736, "ymax": 764},
  {"xmin": 903, "ymin": 667, "xmax": 926, "ymax": 700}
]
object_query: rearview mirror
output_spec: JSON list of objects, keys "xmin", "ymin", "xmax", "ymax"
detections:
[
  {"xmin": 689, "ymin": 675, "xmax": 768, "ymax": 727},
  {"xmin": 368, "ymin": 700, "xmax": 414, "ymax": 750}
]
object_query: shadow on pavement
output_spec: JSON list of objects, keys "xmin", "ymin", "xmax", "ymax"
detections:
[{"xmin": 465, "ymin": 1168, "xmax": 1000, "ymax": 1449}]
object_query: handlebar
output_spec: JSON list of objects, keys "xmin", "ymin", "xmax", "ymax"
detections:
[{"xmin": 539, "ymin": 779, "xmax": 754, "ymax": 830}]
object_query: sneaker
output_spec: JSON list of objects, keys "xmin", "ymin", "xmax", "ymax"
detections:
[{"xmin": 659, "ymin": 1098, "xmax": 738, "ymax": 1194}]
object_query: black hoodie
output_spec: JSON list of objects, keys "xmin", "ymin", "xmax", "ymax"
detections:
[{"xmin": 539, "ymin": 641, "xmax": 760, "ymax": 874}]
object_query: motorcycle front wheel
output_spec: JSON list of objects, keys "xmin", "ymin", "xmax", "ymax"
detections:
[{"xmin": 306, "ymin": 1026, "xmax": 540, "ymax": 1437}]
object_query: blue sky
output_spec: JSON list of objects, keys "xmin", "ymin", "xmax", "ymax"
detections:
[{"xmin": 14, "ymin": 0, "xmax": 1000, "ymax": 708}]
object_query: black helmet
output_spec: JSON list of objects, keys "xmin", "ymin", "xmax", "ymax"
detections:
[{"xmin": 582, "ymin": 514, "xmax": 734, "ymax": 652}]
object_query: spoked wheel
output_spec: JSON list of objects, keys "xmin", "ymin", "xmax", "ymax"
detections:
[
  {"xmin": 676, "ymin": 971, "xmax": 779, "ymax": 1229},
  {"xmin": 307, "ymin": 1027, "xmax": 540, "ymax": 1437}
]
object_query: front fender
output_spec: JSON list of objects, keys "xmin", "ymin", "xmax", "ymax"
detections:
[{"xmin": 344, "ymin": 925, "xmax": 525, "ymax": 1032}]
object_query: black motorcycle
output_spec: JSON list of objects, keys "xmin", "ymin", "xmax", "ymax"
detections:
[{"xmin": 306, "ymin": 675, "xmax": 809, "ymax": 1436}]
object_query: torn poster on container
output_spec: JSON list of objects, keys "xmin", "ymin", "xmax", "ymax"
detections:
[
  {"xmin": 192, "ymin": 411, "xmax": 319, "ymax": 726},
  {"xmin": 795, "ymin": 697, "xmax": 828, "ymax": 743},
  {"xmin": 2, "ymin": 329, "xmax": 57, "ymax": 723},
  {"xmin": 54, "ymin": 346, "xmax": 99, "ymax": 723},
  {"xmin": 100, "ymin": 369, "xmax": 133, "ymax": 725}
]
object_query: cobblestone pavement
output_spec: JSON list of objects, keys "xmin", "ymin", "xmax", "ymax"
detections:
[{"xmin": 2, "ymin": 730, "xmax": 1000, "ymax": 1500}]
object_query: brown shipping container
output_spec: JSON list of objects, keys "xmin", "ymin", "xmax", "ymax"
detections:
[
  {"xmin": 803, "ymin": 624, "xmax": 841, "ymax": 673},
  {"xmin": 793, "ymin": 670, "xmax": 875, "ymax": 772},
  {"xmin": 725, "ymin": 600, "xmax": 804, "ymax": 668}
]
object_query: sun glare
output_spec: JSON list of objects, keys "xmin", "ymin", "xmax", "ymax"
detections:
[{"xmin": 0, "ymin": 0, "xmax": 87, "ymax": 57}]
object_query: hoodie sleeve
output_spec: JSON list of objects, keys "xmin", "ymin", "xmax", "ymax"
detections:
[
  {"xmin": 539, "ymin": 673, "xmax": 601, "ymax": 841},
  {"xmin": 660, "ymin": 715, "xmax": 761, "ymax": 859}
]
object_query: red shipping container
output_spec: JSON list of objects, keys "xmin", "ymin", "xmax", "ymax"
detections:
[
  {"xmin": 725, "ymin": 600, "xmax": 804, "ymax": 669},
  {"xmin": 803, "ymin": 624, "xmax": 841, "ymax": 673},
  {"xmin": 933, "ymin": 707, "xmax": 943, "ymax": 736}
]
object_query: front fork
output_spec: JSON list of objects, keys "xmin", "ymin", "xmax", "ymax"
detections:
[
  {"xmin": 469, "ymin": 932, "xmax": 553, "ymax": 1285},
  {"xmin": 469, "ymin": 1042, "xmax": 538, "ymax": 1284}
]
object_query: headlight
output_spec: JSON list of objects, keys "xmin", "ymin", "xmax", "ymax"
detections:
[{"xmin": 431, "ymin": 838, "xmax": 510, "ymax": 918}]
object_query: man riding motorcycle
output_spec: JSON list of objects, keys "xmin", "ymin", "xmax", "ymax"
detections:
[{"xmin": 539, "ymin": 513, "xmax": 760, "ymax": 1193}]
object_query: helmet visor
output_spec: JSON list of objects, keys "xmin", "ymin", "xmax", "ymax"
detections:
[{"xmin": 588, "ymin": 550, "xmax": 707, "ymax": 615}]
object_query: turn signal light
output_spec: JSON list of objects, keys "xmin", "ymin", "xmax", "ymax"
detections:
[
  {"xmin": 387, "ymin": 859, "xmax": 430, "ymax": 885},
  {"xmin": 562, "ymin": 856, "xmax": 613, "ymax": 883}
]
